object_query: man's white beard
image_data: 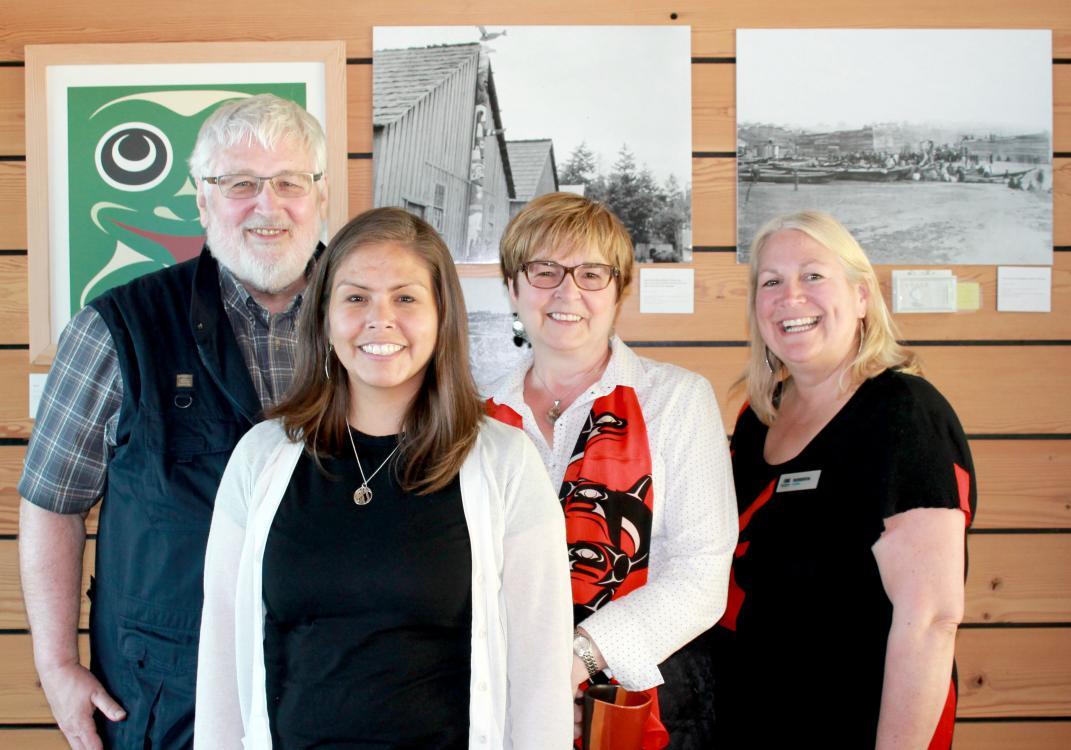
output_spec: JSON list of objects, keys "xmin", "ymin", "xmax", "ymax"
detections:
[{"xmin": 206, "ymin": 223, "xmax": 315, "ymax": 294}]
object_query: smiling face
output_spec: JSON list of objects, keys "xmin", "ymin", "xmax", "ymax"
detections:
[
  {"xmin": 509, "ymin": 244, "xmax": 619, "ymax": 359},
  {"xmin": 197, "ymin": 137, "xmax": 327, "ymax": 294},
  {"xmin": 327, "ymin": 241, "xmax": 439, "ymax": 409},
  {"xmin": 755, "ymin": 229, "xmax": 868, "ymax": 378}
]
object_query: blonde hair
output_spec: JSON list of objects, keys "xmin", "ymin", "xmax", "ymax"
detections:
[
  {"xmin": 741, "ymin": 211, "xmax": 919, "ymax": 425},
  {"xmin": 499, "ymin": 192, "xmax": 635, "ymax": 299}
]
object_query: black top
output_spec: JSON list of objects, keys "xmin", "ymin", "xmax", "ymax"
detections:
[
  {"xmin": 712, "ymin": 369, "xmax": 976, "ymax": 748},
  {"xmin": 262, "ymin": 431, "xmax": 472, "ymax": 749}
]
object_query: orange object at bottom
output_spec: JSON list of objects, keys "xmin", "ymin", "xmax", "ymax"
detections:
[{"xmin": 582, "ymin": 685, "xmax": 668, "ymax": 750}]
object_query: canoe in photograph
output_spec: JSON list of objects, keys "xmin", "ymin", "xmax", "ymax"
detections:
[{"xmin": 738, "ymin": 169, "xmax": 838, "ymax": 184}]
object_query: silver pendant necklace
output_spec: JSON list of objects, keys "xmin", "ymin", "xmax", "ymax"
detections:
[
  {"xmin": 346, "ymin": 424, "xmax": 401, "ymax": 506},
  {"xmin": 530, "ymin": 351, "xmax": 610, "ymax": 424}
]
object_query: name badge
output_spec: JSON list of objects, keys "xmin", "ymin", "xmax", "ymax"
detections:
[{"xmin": 776, "ymin": 470, "xmax": 821, "ymax": 493}]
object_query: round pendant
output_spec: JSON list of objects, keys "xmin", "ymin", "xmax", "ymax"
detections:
[
  {"xmin": 353, "ymin": 485, "xmax": 373, "ymax": 506},
  {"xmin": 546, "ymin": 401, "xmax": 562, "ymax": 423}
]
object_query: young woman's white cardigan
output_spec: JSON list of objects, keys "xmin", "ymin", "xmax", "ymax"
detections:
[{"xmin": 194, "ymin": 418, "xmax": 574, "ymax": 749}]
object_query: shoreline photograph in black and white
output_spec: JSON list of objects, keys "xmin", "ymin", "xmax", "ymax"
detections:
[
  {"xmin": 736, "ymin": 29, "xmax": 1052, "ymax": 265},
  {"xmin": 373, "ymin": 25, "xmax": 692, "ymax": 264}
]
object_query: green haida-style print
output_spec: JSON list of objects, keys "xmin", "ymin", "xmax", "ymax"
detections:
[{"xmin": 66, "ymin": 82, "xmax": 307, "ymax": 314}]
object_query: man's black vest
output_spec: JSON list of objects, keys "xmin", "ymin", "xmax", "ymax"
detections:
[{"xmin": 88, "ymin": 248, "xmax": 262, "ymax": 749}]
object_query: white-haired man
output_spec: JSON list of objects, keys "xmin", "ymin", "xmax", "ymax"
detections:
[{"xmin": 19, "ymin": 94, "xmax": 328, "ymax": 750}]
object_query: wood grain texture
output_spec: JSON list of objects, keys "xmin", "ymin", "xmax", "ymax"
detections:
[
  {"xmin": 4, "ymin": 250, "xmax": 1071, "ymax": 345},
  {"xmin": 0, "ymin": 67, "xmax": 22, "ymax": 156},
  {"xmin": 627, "ymin": 345, "xmax": 1071, "ymax": 435},
  {"xmin": 692, "ymin": 62, "xmax": 734, "ymax": 153},
  {"xmin": 0, "ymin": 729, "xmax": 67, "ymax": 750},
  {"xmin": 0, "ymin": 628, "xmax": 1066, "ymax": 722},
  {"xmin": 0, "ymin": 634, "xmax": 88, "ymax": 723},
  {"xmin": 953, "ymin": 721, "xmax": 1071, "ymax": 750},
  {"xmin": 0, "ymin": 539, "xmax": 92, "ymax": 630},
  {"xmin": 0, "ymin": 161, "xmax": 26, "ymax": 250},
  {"xmin": 0, "ymin": 254, "xmax": 28, "ymax": 345},
  {"xmin": 971, "ymin": 441, "xmax": 1071, "ymax": 530},
  {"xmin": 957, "ymin": 628, "xmax": 1071, "ymax": 718},
  {"xmin": 0, "ymin": 448, "xmax": 1063, "ymax": 534},
  {"xmin": 965, "ymin": 535, "xmax": 1071, "ymax": 623},
  {"xmin": 4, "ymin": 531, "xmax": 1069, "ymax": 630}
]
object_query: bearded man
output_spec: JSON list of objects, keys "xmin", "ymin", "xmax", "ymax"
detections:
[{"xmin": 19, "ymin": 94, "xmax": 328, "ymax": 750}]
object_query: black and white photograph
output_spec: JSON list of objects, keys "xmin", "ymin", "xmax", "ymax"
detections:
[
  {"xmin": 736, "ymin": 29, "xmax": 1052, "ymax": 265},
  {"xmin": 460, "ymin": 276, "xmax": 531, "ymax": 392},
  {"xmin": 373, "ymin": 25, "xmax": 693, "ymax": 264}
]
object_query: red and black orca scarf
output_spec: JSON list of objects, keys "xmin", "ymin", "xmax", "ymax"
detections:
[{"xmin": 488, "ymin": 385, "xmax": 670, "ymax": 749}]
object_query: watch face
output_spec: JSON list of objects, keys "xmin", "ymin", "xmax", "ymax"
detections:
[{"xmin": 573, "ymin": 634, "xmax": 590, "ymax": 654}]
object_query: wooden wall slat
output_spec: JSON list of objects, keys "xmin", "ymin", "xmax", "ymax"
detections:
[
  {"xmin": 0, "ymin": 628, "xmax": 1066, "ymax": 723},
  {"xmin": 957, "ymin": 628, "xmax": 1071, "ymax": 718},
  {"xmin": 7, "ymin": 250, "xmax": 1070, "ymax": 347},
  {"xmin": 0, "ymin": 254, "xmax": 28, "ymax": 345},
  {"xmin": 692, "ymin": 63, "xmax": 734, "ymax": 153},
  {"xmin": 347, "ymin": 157, "xmax": 373, "ymax": 217},
  {"xmin": 954, "ymin": 722, "xmax": 1071, "ymax": 750},
  {"xmin": 629, "ymin": 345, "xmax": 1071, "ymax": 435},
  {"xmin": 0, "ymin": 350, "xmax": 36, "ymax": 440},
  {"xmin": 7, "ymin": 249, "xmax": 1071, "ymax": 347},
  {"xmin": 0, "ymin": 634, "xmax": 88, "ymax": 723},
  {"xmin": 0, "ymin": 729, "xmax": 68, "ymax": 749},
  {"xmin": 0, "ymin": 446, "xmax": 24, "ymax": 534},
  {"xmin": 347, "ymin": 63, "xmax": 372, "ymax": 155},
  {"xmin": 6, "ymin": 532, "xmax": 1069, "ymax": 631},
  {"xmin": 4, "ymin": 439, "xmax": 1063, "ymax": 535},
  {"xmin": 0, "ymin": 161, "xmax": 26, "ymax": 250},
  {"xmin": 3, "ymin": 2, "xmax": 1071, "ymax": 59},
  {"xmin": 1057, "ymin": 64, "xmax": 1070, "ymax": 154},
  {"xmin": 0, "ymin": 539, "xmax": 92, "ymax": 630},
  {"xmin": 0, "ymin": 67, "xmax": 22, "ymax": 156},
  {"xmin": 971, "ymin": 441, "xmax": 1071, "ymax": 530},
  {"xmin": 965, "ymin": 536, "xmax": 1071, "ymax": 624}
]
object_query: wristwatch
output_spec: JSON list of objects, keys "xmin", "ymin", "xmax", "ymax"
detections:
[{"xmin": 573, "ymin": 631, "xmax": 601, "ymax": 679}]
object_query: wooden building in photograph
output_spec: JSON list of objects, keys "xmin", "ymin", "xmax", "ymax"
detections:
[
  {"xmin": 506, "ymin": 138, "xmax": 558, "ymax": 218},
  {"xmin": 373, "ymin": 42, "xmax": 515, "ymax": 261}
]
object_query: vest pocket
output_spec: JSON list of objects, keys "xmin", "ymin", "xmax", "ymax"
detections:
[{"xmin": 136, "ymin": 413, "xmax": 244, "ymax": 531}]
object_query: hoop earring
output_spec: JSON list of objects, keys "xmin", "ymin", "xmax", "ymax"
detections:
[
  {"xmin": 512, "ymin": 312, "xmax": 529, "ymax": 348},
  {"xmin": 324, "ymin": 344, "xmax": 333, "ymax": 380},
  {"xmin": 764, "ymin": 346, "xmax": 778, "ymax": 374}
]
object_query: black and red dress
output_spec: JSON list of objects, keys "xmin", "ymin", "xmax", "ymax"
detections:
[{"xmin": 712, "ymin": 369, "xmax": 975, "ymax": 748}]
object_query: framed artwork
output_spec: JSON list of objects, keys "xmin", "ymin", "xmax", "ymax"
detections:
[
  {"xmin": 25, "ymin": 41, "xmax": 348, "ymax": 364},
  {"xmin": 373, "ymin": 26, "xmax": 692, "ymax": 266},
  {"xmin": 736, "ymin": 29, "xmax": 1052, "ymax": 265}
]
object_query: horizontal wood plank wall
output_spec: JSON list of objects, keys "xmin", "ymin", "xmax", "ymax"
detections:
[{"xmin": 1, "ymin": 2, "xmax": 1069, "ymax": 748}]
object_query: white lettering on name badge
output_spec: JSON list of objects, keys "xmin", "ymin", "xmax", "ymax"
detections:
[{"xmin": 776, "ymin": 470, "xmax": 821, "ymax": 493}]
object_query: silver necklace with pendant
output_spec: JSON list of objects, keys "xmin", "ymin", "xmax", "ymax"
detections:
[
  {"xmin": 531, "ymin": 352, "xmax": 610, "ymax": 424},
  {"xmin": 346, "ymin": 424, "xmax": 401, "ymax": 506}
]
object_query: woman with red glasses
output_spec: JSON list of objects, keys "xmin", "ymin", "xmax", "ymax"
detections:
[{"xmin": 485, "ymin": 192, "xmax": 738, "ymax": 748}]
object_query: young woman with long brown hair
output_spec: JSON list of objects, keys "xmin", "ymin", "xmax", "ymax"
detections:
[{"xmin": 195, "ymin": 208, "xmax": 573, "ymax": 749}]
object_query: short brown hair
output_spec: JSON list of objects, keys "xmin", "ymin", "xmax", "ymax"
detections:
[
  {"xmin": 500, "ymin": 192, "xmax": 635, "ymax": 299},
  {"xmin": 740, "ymin": 210, "xmax": 919, "ymax": 425},
  {"xmin": 270, "ymin": 207, "xmax": 483, "ymax": 494}
]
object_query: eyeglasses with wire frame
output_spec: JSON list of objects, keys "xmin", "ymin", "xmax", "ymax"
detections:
[
  {"xmin": 202, "ymin": 171, "xmax": 323, "ymax": 199},
  {"xmin": 520, "ymin": 260, "xmax": 620, "ymax": 291}
]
